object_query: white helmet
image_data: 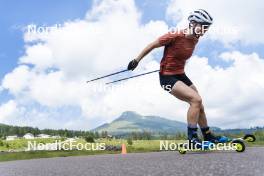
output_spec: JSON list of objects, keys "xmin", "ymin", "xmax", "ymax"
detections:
[{"xmin": 188, "ymin": 9, "xmax": 213, "ymax": 25}]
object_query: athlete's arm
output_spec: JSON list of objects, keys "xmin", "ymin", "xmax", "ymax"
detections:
[
  {"xmin": 135, "ymin": 39, "xmax": 162, "ymax": 62},
  {"xmin": 127, "ymin": 39, "xmax": 162, "ymax": 71}
]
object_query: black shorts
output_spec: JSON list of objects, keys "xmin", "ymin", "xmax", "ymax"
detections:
[{"xmin": 159, "ymin": 73, "xmax": 193, "ymax": 92}]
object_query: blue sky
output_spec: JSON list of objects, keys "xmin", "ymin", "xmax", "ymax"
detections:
[
  {"xmin": 1, "ymin": 0, "xmax": 263, "ymax": 80},
  {"xmin": 1, "ymin": 0, "xmax": 264, "ymax": 81},
  {"xmin": 0, "ymin": 0, "xmax": 93, "ymax": 104},
  {"xmin": 0, "ymin": 0, "xmax": 92, "ymax": 78},
  {"xmin": 0, "ymin": 0, "xmax": 263, "ymax": 129},
  {"xmin": 0, "ymin": 0, "xmax": 172, "ymax": 104},
  {"xmin": 0, "ymin": 0, "xmax": 170, "ymax": 81}
]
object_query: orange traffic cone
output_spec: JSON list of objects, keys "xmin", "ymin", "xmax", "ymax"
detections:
[{"xmin": 121, "ymin": 143, "xmax": 127, "ymax": 154}]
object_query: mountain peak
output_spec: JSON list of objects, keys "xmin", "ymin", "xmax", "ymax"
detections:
[
  {"xmin": 121, "ymin": 111, "xmax": 141, "ymax": 117},
  {"xmin": 114, "ymin": 111, "xmax": 142, "ymax": 122},
  {"xmin": 93, "ymin": 111, "xmax": 188, "ymax": 135}
]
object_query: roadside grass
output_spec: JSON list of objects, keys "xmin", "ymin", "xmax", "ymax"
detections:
[
  {"xmin": 0, "ymin": 138, "xmax": 62, "ymax": 151},
  {"xmin": 0, "ymin": 150, "xmax": 119, "ymax": 162},
  {"xmin": 0, "ymin": 139, "xmax": 183, "ymax": 162},
  {"xmin": 247, "ymin": 140, "xmax": 264, "ymax": 147},
  {"xmin": 0, "ymin": 138, "xmax": 263, "ymax": 162}
]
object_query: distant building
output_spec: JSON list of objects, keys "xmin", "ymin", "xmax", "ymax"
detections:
[
  {"xmin": 51, "ymin": 135, "xmax": 61, "ymax": 139},
  {"xmin": 37, "ymin": 134, "xmax": 51, "ymax": 138},
  {"xmin": 6, "ymin": 135, "xmax": 18, "ymax": 141},
  {"xmin": 23, "ymin": 133, "xmax": 35, "ymax": 139},
  {"xmin": 107, "ymin": 135, "xmax": 113, "ymax": 139},
  {"xmin": 65, "ymin": 138, "xmax": 75, "ymax": 142}
]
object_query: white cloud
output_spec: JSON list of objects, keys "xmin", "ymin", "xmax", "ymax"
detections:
[
  {"xmin": 166, "ymin": 0, "xmax": 264, "ymax": 45},
  {"xmin": 0, "ymin": 100, "xmax": 20, "ymax": 121},
  {"xmin": 19, "ymin": 44, "xmax": 54, "ymax": 70},
  {"xmin": 90, "ymin": 51, "xmax": 264, "ymax": 129},
  {"xmin": 0, "ymin": 0, "xmax": 168, "ymax": 129},
  {"xmin": 185, "ymin": 52, "xmax": 264, "ymax": 128},
  {"xmin": 2, "ymin": 65, "xmax": 34, "ymax": 96}
]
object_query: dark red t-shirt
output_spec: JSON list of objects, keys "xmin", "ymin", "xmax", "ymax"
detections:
[{"xmin": 159, "ymin": 30, "xmax": 198, "ymax": 75}]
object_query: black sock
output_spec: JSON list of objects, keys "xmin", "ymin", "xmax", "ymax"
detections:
[
  {"xmin": 201, "ymin": 126, "xmax": 210, "ymax": 136},
  {"xmin": 188, "ymin": 127, "xmax": 198, "ymax": 140}
]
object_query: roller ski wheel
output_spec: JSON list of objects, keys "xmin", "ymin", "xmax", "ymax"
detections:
[
  {"xmin": 178, "ymin": 141, "xmax": 213, "ymax": 154},
  {"xmin": 178, "ymin": 143, "xmax": 187, "ymax": 154},
  {"xmin": 243, "ymin": 134, "xmax": 256, "ymax": 142},
  {"xmin": 179, "ymin": 149, "xmax": 187, "ymax": 154},
  {"xmin": 232, "ymin": 139, "xmax": 246, "ymax": 153}
]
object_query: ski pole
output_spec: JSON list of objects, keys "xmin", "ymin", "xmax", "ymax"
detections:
[
  {"xmin": 105, "ymin": 69, "xmax": 160, "ymax": 85},
  {"xmin": 86, "ymin": 69, "xmax": 129, "ymax": 83}
]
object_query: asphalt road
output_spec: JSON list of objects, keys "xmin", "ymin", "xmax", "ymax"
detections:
[{"xmin": 0, "ymin": 147, "xmax": 263, "ymax": 176}]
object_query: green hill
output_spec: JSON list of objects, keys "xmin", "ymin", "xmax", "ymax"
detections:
[
  {"xmin": 2, "ymin": 112, "xmax": 261, "ymax": 137},
  {"xmin": 93, "ymin": 111, "xmax": 189, "ymax": 135}
]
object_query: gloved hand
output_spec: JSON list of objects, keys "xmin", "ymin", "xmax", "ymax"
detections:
[{"xmin": 127, "ymin": 59, "xmax": 139, "ymax": 71}]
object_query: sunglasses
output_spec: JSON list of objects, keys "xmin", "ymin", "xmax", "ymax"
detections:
[{"xmin": 201, "ymin": 23, "xmax": 210, "ymax": 30}]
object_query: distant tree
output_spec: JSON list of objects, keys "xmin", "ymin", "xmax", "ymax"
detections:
[
  {"xmin": 161, "ymin": 132, "xmax": 168, "ymax": 140},
  {"xmin": 94, "ymin": 131, "xmax": 100, "ymax": 139},
  {"xmin": 175, "ymin": 132, "xmax": 187, "ymax": 140},
  {"xmin": 127, "ymin": 138, "xmax": 133, "ymax": 145},
  {"xmin": 101, "ymin": 131, "xmax": 108, "ymax": 138},
  {"xmin": 131, "ymin": 132, "xmax": 138, "ymax": 140},
  {"xmin": 85, "ymin": 136, "xmax": 95, "ymax": 143},
  {"xmin": 142, "ymin": 131, "xmax": 152, "ymax": 140}
]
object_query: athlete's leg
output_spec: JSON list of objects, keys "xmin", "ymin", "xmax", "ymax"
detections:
[
  {"xmin": 170, "ymin": 81, "xmax": 203, "ymax": 147},
  {"xmin": 189, "ymin": 85, "xmax": 208, "ymax": 128},
  {"xmin": 189, "ymin": 85, "xmax": 228, "ymax": 142},
  {"xmin": 170, "ymin": 81, "xmax": 202, "ymax": 127}
]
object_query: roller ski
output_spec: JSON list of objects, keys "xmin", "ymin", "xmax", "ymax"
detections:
[
  {"xmin": 178, "ymin": 127, "xmax": 256, "ymax": 154},
  {"xmin": 202, "ymin": 128, "xmax": 256, "ymax": 143}
]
